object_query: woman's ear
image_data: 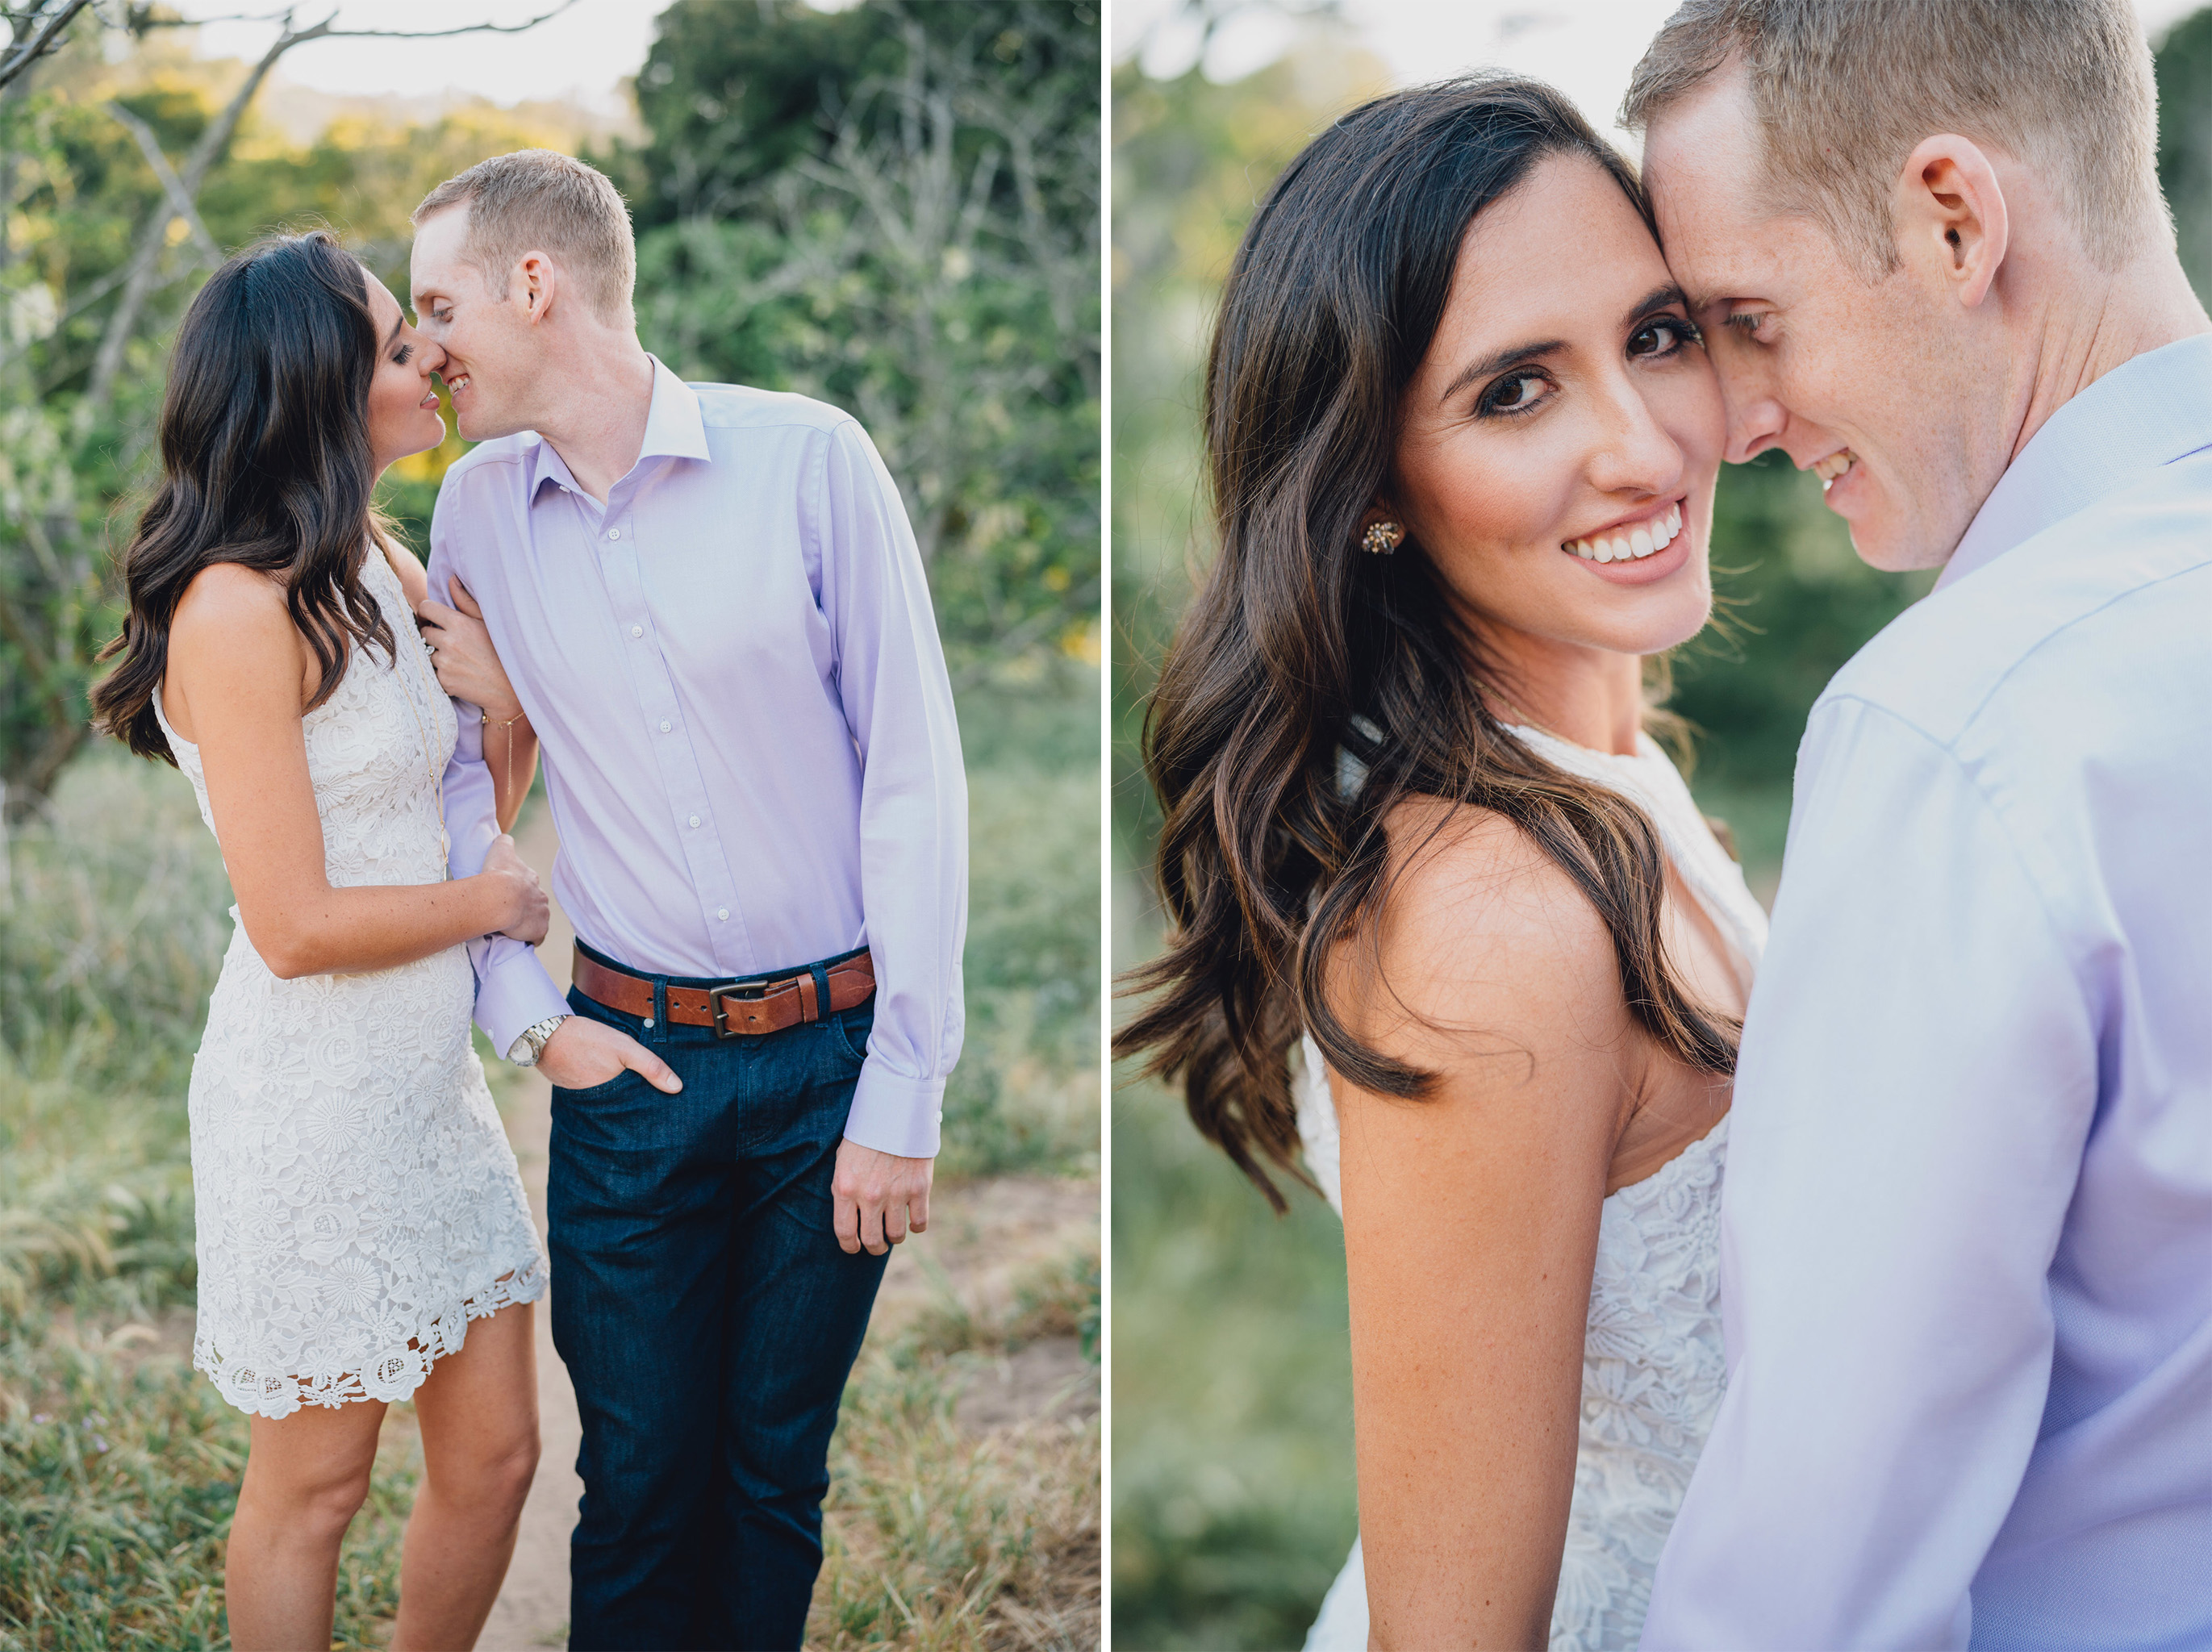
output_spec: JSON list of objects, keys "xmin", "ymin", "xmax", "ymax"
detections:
[
  {"xmin": 1894, "ymin": 134, "xmax": 2010, "ymax": 311},
  {"xmin": 1356, "ymin": 504, "xmax": 1407, "ymax": 556}
]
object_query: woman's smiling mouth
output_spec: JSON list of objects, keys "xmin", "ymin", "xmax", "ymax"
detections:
[{"xmin": 1563, "ymin": 500, "xmax": 1683, "ymax": 564}]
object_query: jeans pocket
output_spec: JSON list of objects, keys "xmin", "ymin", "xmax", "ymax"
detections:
[
  {"xmin": 830, "ymin": 1004, "xmax": 874, "ymax": 1066},
  {"xmin": 553, "ymin": 1068, "xmax": 636, "ymax": 1104}
]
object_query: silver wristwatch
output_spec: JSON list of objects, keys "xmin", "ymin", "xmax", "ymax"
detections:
[{"xmin": 507, "ymin": 1013, "xmax": 570, "ymax": 1067}]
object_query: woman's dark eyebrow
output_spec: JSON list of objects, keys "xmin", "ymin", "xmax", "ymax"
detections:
[
  {"xmin": 1435, "ymin": 285, "xmax": 1694, "ymax": 407},
  {"xmin": 1626, "ymin": 282, "xmax": 1691, "ymax": 323},
  {"xmin": 1438, "ymin": 337, "xmax": 1564, "ymax": 406}
]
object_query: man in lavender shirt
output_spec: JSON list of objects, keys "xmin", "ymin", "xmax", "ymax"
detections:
[
  {"xmin": 406, "ymin": 150, "xmax": 966, "ymax": 1650},
  {"xmin": 1630, "ymin": 2, "xmax": 2212, "ymax": 1647}
]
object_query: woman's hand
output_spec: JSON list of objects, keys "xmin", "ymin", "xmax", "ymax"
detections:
[
  {"xmin": 481, "ymin": 834, "xmax": 549, "ymax": 945},
  {"xmin": 417, "ymin": 577, "xmax": 523, "ymax": 724}
]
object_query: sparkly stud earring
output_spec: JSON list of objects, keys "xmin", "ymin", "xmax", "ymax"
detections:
[{"xmin": 1362, "ymin": 520, "xmax": 1405, "ymax": 555}]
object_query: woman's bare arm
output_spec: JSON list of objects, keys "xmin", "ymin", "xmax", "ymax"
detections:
[
  {"xmin": 165, "ymin": 563, "xmax": 546, "ymax": 979},
  {"xmin": 1333, "ymin": 805, "xmax": 1638, "ymax": 1650}
]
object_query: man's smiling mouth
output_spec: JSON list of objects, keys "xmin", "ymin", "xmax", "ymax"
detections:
[
  {"xmin": 1813, "ymin": 448, "xmax": 1856, "ymax": 490},
  {"xmin": 445, "ymin": 373, "xmax": 471, "ymax": 395}
]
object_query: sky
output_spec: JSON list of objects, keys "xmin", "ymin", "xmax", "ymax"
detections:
[
  {"xmin": 171, "ymin": 0, "xmax": 666, "ymax": 117},
  {"xmin": 1113, "ymin": 0, "xmax": 2212, "ymax": 144}
]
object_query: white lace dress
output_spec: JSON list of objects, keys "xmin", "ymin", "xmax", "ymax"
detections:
[
  {"xmin": 1298, "ymin": 726, "xmax": 1768, "ymax": 1652},
  {"xmin": 152, "ymin": 549, "xmax": 546, "ymax": 1420}
]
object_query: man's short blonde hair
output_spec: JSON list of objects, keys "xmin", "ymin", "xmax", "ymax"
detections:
[
  {"xmin": 413, "ymin": 149, "xmax": 636, "ymax": 323},
  {"xmin": 1621, "ymin": 0, "xmax": 2164, "ymax": 277}
]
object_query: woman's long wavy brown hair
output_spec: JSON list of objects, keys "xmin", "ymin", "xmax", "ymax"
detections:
[
  {"xmin": 1115, "ymin": 75, "xmax": 1740, "ymax": 1211},
  {"xmin": 92, "ymin": 230, "xmax": 400, "ymax": 763}
]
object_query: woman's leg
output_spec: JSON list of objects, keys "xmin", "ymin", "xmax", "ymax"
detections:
[
  {"xmin": 227, "ymin": 1399, "xmax": 388, "ymax": 1650},
  {"xmin": 391, "ymin": 1298, "xmax": 541, "ymax": 1651}
]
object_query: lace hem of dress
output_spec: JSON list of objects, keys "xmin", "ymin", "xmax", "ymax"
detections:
[{"xmin": 194, "ymin": 1252, "xmax": 549, "ymax": 1420}]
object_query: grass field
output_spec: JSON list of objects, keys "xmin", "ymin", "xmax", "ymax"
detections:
[{"xmin": 0, "ymin": 675, "xmax": 1098, "ymax": 1648}]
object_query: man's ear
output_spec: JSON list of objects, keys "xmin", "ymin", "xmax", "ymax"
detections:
[
  {"xmin": 1894, "ymin": 134, "xmax": 2009, "ymax": 310},
  {"xmin": 515, "ymin": 250, "xmax": 557, "ymax": 325}
]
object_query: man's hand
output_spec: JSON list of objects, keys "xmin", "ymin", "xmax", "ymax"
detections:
[
  {"xmin": 536, "ymin": 1014, "xmax": 682, "ymax": 1095},
  {"xmin": 417, "ymin": 577, "xmax": 524, "ymax": 724},
  {"xmin": 832, "ymin": 1139, "xmax": 934, "ymax": 1256},
  {"xmin": 480, "ymin": 833, "xmax": 549, "ymax": 945}
]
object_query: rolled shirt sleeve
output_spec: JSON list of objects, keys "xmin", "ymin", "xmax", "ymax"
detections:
[
  {"xmin": 1640, "ymin": 695, "xmax": 2099, "ymax": 1650},
  {"xmin": 427, "ymin": 508, "xmax": 570, "ymax": 1060},
  {"xmin": 815, "ymin": 419, "xmax": 968, "ymax": 1158}
]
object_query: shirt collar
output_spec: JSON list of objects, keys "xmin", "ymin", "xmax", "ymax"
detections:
[
  {"xmin": 524, "ymin": 355, "xmax": 709, "ymax": 501},
  {"xmin": 1937, "ymin": 331, "xmax": 2212, "ymax": 591}
]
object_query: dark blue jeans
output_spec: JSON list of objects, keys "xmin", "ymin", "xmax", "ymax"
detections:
[{"xmin": 549, "ymin": 941, "xmax": 888, "ymax": 1651}]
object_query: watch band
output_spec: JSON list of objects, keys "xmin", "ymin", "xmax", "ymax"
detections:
[{"xmin": 507, "ymin": 1012, "xmax": 570, "ymax": 1067}]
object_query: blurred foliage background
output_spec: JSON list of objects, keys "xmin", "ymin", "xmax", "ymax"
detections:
[
  {"xmin": 1109, "ymin": 8, "xmax": 2212, "ymax": 1647},
  {"xmin": 0, "ymin": 0, "xmax": 1098, "ymax": 1642}
]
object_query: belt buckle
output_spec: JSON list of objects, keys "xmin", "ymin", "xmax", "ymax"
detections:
[{"xmin": 709, "ymin": 978, "xmax": 770, "ymax": 1038}]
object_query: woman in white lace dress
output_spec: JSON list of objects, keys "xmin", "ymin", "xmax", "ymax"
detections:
[
  {"xmin": 91, "ymin": 232, "xmax": 550, "ymax": 1650},
  {"xmin": 1116, "ymin": 78, "xmax": 1761, "ymax": 1648}
]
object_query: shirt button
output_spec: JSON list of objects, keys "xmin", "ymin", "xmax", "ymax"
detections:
[
  {"xmin": 716, "ymin": 907, "xmax": 729, "ymax": 920},
  {"xmin": 630, "ymin": 625, "xmax": 642, "ymax": 638},
  {"xmin": 688, "ymin": 814, "xmax": 700, "ymax": 828},
  {"xmin": 659, "ymin": 719, "xmax": 672, "ymax": 732},
  {"xmin": 607, "ymin": 528, "xmax": 620, "ymax": 540}
]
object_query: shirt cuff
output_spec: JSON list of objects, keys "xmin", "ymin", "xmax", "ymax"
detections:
[
  {"xmin": 842, "ymin": 1063, "xmax": 945, "ymax": 1158},
  {"xmin": 473, "ymin": 940, "xmax": 571, "ymax": 1061}
]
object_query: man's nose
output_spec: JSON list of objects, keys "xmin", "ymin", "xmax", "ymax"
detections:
[{"xmin": 1715, "ymin": 358, "xmax": 1787, "ymax": 464}]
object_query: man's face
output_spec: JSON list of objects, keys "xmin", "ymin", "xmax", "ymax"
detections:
[
  {"xmin": 410, "ymin": 204, "xmax": 535, "ymax": 443},
  {"xmin": 1642, "ymin": 70, "xmax": 2011, "ymax": 572}
]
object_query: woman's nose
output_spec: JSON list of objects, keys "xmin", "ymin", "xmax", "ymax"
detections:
[
  {"xmin": 419, "ymin": 337, "xmax": 449, "ymax": 378},
  {"xmin": 1590, "ymin": 383, "xmax": 1688, "ymax": 498}
]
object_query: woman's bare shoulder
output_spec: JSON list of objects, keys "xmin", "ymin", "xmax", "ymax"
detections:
[
  {"xmin": 170, "ymin": 561, "xmax": 293, "ymax": 646},
  {"xmin": 1348, "ymin": 795, "xmax": 1624, "ymax": 1042}
]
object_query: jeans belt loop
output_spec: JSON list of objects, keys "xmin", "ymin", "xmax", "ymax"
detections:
[
  {"xmin": 809, "ymin": 962, "xmax": 834, "ymax": 1030},
  {"xmin": 650, "ymin": 976, "xmax": 667, "ymax": 1043}
]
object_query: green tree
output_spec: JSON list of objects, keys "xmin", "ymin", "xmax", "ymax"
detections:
[
  {"xmin": 0, "ymin": 2, "xmax": 574, "ymax": 814},
  {"xmin": 607, "ymin": 0, "xmax": 1103, "ymax": 682}
]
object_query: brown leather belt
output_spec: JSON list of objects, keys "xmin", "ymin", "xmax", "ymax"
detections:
[{"xmin": 572, "ymin": 944, "xmax": 875, "ymax": 1037}]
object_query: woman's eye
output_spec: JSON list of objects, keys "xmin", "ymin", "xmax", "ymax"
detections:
[
  {"xmin": 1480, "ymin": 370, "xmax": 1551, "ymax": 417},
  {"xmin": 1630, "ymin": 318, "xmax": 1699, "ymax": 358},
  {"xmin": 394, "ymin": 344, "xmax": 415, "ymax": 365}
]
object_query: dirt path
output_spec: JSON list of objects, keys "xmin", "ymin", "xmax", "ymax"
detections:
[{"xmin": 475, "ymin": 811, "xmax": 1098, "ymax": 1650}]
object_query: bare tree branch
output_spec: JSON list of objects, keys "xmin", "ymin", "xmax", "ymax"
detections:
[
  {"xmin": 125, "ymin": 3, "xmax": 303, "ymax": 28},
  {"xmin": 121, "ymin": 0, "xmax": 578, "ymax": 36},
  {"xmin": 315, "ymin": 0, "xmax": 579, "ymax": 41},
  {"xmin": 0, "ymin": 0, "xmax": 93, "ymax": 96},
  {"xmin": 106, "ymin": 101, "xmax": 222, "ymax": 264},
  {"xmin": 84, "ymin": 11, "xmax": 301, "ymax": 413}
]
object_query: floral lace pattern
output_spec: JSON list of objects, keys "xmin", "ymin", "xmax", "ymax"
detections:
[
  {"xmin": 1296, "ymin": 724, "xmax": 1766, "ymax": 1652},
  {"xmin": 154, "ymin": 549, "xmax": 546, "ymax": 1419}
]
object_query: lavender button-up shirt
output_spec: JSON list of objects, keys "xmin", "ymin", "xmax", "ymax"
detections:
[
  {"xmin": 429, "ymin": 358, "xmax": 966, "ymax": 1158},
  {"xmin": 1642, "ymin": 332, "xmax": 2212, "ymax": 1649}
]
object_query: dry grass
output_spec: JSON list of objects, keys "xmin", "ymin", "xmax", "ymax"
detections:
[
  {"xmin": 809, "ymin": 1358, "xmax": 1100, "ymax": 1652},
  {"xmin": 809, "ymin": 1247, "xmax": 1102, "ymax": 1652}
]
